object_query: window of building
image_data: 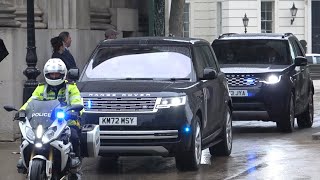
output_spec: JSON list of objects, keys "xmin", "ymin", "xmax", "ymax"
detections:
[
  {"xmin": 183, "ymin": 3, "xmax": 190, "ymax": 37},
  {"xmin": 261, "ymin": 1, "xmax": 274, "ymax": 33}
]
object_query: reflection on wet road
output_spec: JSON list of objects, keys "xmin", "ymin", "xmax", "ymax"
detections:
[
  {"xmin": 2, "ymin": 118, "xmax": 320, "ymax": 180},
  {"xmin": 78, "ymin": 117, "xmax": 320, "ymax": 180}
]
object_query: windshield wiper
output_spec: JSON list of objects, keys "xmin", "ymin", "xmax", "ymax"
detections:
[
  {"xmin": 121, "ymin": 77, "xmax": 154, "ymax": 80},
  {"xmin": 161, "ymin": 78, "xmax": 191, "ymax": 81}
]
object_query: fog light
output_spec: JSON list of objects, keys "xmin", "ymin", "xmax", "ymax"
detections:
[
  {"xmin": 184, "ymin": 126, "xmax": 191, "ymax": 133},
  {"xmin": 87, "ymin": 100, "xmax": 92, "ymax": 109}
]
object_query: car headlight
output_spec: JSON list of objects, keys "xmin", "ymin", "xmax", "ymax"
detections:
[
  {"xmin": 261, "ymin": 75, "xmax": 282, "ymax": 84},
  {"xmin": 156, "ymin": 96, "xmax": 187, "ymax": 109},
  {"xmin": 42, "ymin": 126, "xmax": 57, "ymax": 144},
  {"xmin": 25, "ymin": 126, "xmax": 35, "ymax": 142}
]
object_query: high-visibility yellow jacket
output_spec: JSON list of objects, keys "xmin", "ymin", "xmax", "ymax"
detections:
[{"xmin": 20, "ymin": 81, "xmax": 83, "ymax": 127}]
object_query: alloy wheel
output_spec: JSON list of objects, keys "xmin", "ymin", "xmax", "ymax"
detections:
[
  {"xmin": 226, "ymin": 111, "xmax": 232, "ymax": 151},
  {"xmin": 194, "ymin": 121, "xmax": 202, "ymax": 165}
]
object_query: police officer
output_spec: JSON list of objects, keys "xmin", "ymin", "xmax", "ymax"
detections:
[{"xmin": 17, "ymin": 58, "xmax": 83, "ymax": 179}]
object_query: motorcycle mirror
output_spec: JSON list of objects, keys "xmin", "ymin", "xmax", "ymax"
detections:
[
  {"xmin": 3, "ymin": 105, "xmax": 18, "ymax": 112},
  {"xmin": 67, "ymin": 104, "xmax": 84, "ymax": 112}
]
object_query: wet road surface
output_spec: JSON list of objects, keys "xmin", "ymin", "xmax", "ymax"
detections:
[{"xmin": 2, "ymin": 119, "xmax": 320, "ymax": 180}]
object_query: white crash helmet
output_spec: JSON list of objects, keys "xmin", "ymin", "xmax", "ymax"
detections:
[{"xmin": 43, "ymin": 58, "xmax": 67, "ymax": 86}]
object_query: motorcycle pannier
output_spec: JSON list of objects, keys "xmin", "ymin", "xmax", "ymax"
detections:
[{"xmin": 80, "ymin": 124, "xmax": 100, "ymax": 157}]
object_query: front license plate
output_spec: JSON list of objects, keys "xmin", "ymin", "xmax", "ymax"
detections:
[
  {"xmin": 99, "ymin": 117, "xmax": 137, "ymax": 126},
  {"xmin": 229, "ymin": 90, "xmax": 248, "ymax": 97}
]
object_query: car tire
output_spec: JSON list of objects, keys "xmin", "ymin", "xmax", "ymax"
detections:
[
  {"xmin": 276, "ymin": 92, "xmax": 295, "ymax": 133},
  {"xmin": 209, "ymin": 107, "xmax": 232, "ymax": 156},
  {"xmin": 297, "ymin": 90, "xmax": 314, "ymax": 128},
  {"xmin": 175, "ymin": 116, "xmax": 202, "ymax": 171}
]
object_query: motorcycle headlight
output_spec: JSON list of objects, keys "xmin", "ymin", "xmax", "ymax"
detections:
[
  {"xmin": 25, "ymin": 126, "xmax": 35, "ymax": 142},
  {"xmin": 156, "ymin": 96, "xmax": 187, "ymax": 109},
  {"xmin": 42, "ymin": 126, "xmax": 57, "ymax": 144},
  {"xmin": 36, "ymin": 125, "xmax": 44, "ymax": 139},
  {"xmin": 261, "ymin": 75, "xmax": 282, "ymax": 84}
]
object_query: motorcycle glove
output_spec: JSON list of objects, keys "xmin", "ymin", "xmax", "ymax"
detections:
[{"xmin": 14, "ymin": 110, "xmax": 26, "ymax": 121}]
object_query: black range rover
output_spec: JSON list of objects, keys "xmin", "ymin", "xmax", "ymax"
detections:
[
  {"xmin": 78, "ymin": 37, "xmax": 232, "ymax": 171},
  {"xmin": 212, "ymin": 33, "xmax": 314, "ymax": 132}
]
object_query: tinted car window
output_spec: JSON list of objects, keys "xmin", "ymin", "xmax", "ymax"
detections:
[
  {"xmin": 212, "ymin": 40, "xmax": 290, "ymax": 65},
  {"xmin": 193, "ymin": 46, "xmax": 208, "ymax": 78},
  {"xmin": 289, "ymin": 41, "xmax": 296, "ymax": 61},
  {"xmin": 201, "ymin": 45, "xmax": 219, "ymax": 71},
  {"xmin": 291, "ymin": 39, "xmax": 304, "ymax": 56},
  {"xmin": 81, "ymin": 46, "xmax": 193, "ymax": 81}
]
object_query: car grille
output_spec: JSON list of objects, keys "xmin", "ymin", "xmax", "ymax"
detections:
[
  {"xmin": 226, "ymin": 74, "xmax": 259, "ymax": 87},
  {"xmin": 83, "ymin": 97, "xmax": 158, "ymax": 112}
]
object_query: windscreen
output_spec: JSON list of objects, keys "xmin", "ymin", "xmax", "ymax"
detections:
[
  {"xmin": 80, "ymin": 46, "xmax": 193, "ymax": 81},
  {"xmin": 212, "ymin": 39, "xmax": 290, "ymax": 65},
  {"xmin": 25, "ymin": 99, "xmax": 61, "ymax": 129}
]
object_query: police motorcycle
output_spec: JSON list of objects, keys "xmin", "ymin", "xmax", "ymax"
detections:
[{"xmin": 4, "ymin": 99, "xmax": 100, "ymax": 180}]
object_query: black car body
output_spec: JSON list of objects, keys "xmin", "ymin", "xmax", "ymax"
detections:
[
  {"xmin": 212, "ymin": 33, "xmax": 314, "ymax": 132},
  {"xmin": 78, "ymin": 37, "xmax": 233, "ymax": 170}
]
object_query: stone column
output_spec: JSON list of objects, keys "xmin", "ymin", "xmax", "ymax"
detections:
[
  {"xmin": 90, "ymin": 0, "xmax": 113, "ymax": 30},
  {"xmin": 0, "ymin": 0, "xmax": 20, "ymax": 27},
  {"xmin": 14, "ymin": 0, "xmax": 47, "ymax": 28},
  {"xmin": 48, "ymin": 0, "xmax": 90, "ymax": 29}
]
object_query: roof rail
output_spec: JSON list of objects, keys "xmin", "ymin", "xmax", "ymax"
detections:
[{"xmin": 218, "ymin": 33, "xmax": 238, "ymax": 39}]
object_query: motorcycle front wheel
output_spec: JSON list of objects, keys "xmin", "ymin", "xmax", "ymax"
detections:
[{"xmin": 29, "ymin": 159, "xmax": 46, "ymax": 180}]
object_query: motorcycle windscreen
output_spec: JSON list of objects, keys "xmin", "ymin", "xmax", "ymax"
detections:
[{"xmin": 25, "ymin": 99, "xmax": 61, "ymax": 129}]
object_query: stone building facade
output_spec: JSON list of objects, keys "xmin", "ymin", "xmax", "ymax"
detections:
[{"xmin": 0, "ymin": 0, "xmax": 166, "ymax": 141}]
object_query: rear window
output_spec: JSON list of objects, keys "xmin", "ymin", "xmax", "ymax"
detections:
[{"xmin": 212, "ymin": 39, "xmax": 290, "ymax": 65}]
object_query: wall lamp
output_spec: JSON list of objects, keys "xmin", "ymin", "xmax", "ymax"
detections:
[
  {"xmin": 290, "ymin": 3, "xmax": 298, "ymax": 25},
  {"xmin": 242, "ymin": 13, "xmax": 249, "ymax": 33}
]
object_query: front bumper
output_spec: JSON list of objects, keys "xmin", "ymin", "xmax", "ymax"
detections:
[
  {"xmin": 230, "ymin": 81, "xmax": 291, "ymax": 121},
  {"xmin": 81, "ymin": 106, "xmax": 194, "ymax": 156}
]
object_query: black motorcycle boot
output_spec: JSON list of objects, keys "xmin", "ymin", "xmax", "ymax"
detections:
[
  {"xmin": 69, "ymin": 152, "xmax": 81, "ymax": 169},
  {"xmin": 16, "ymin": 158, "xmax": 27, "ymax": 174},
  {"xmin": 70, "ymin": 156, "xmax": 81, "ymax": 168},
  {"xmin": 69, "ymin": 158, "xmax": 82, "ymax": 180}
]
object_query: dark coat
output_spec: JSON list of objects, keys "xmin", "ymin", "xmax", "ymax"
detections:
[
  {"xmin": 0, "ymin": 39, "xmax": 9, "ymax": 62},
  {"xmin": 52, "ymin": 49, "xmax": 77, "ymax": 70}
]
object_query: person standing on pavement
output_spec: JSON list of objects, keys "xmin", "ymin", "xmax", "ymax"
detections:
[
  {"xmin": 58, "ymin": 31, "xmax": 78, "ymax": 70},
  {"xmin": 104, "ymin": 28, "xmax": 119, "ymax": 40},
  {"xmin": 51, "ymin": 36, "xmax": 77, "ymax": 70}
]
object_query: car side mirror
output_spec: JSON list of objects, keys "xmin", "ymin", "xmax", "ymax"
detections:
[
  {"xmin": 203, "ymin": 68, "xmax": 218, "ymax": 80},
  {"xmin": 294, "ymin": 56, "xmax": 307, "ymax": 66},
  {"xmin": 68, "ymin": 68, "xmax": 79, "ymax": 81}
]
